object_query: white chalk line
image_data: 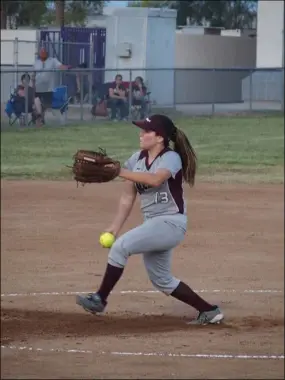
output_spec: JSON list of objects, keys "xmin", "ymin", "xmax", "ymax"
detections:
[
  {"xmin": 1, "ymin": 345, "xmax": 284, "ymax": 360},
  {"xmin": 0, "ymin": 289, "xmax": 283, "ymax": 298}
]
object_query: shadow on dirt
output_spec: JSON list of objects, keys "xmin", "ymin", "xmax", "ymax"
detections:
[{"xmin": 1, "ymin": 307, "xmax": 239, "ymax": 342}]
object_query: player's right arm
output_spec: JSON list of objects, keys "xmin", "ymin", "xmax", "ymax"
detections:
[
  {"xmin": 106, "ymin": 151, "xmax": 139, "ymax": 236},
  {"xmin": 106, "ymin": 180, "xmax": 137, "ymax": 237}
]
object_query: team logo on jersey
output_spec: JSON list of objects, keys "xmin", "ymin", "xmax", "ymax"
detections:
[{"xmin": 135, "ymin": 182, "xmax": 151, "ymax": 193}]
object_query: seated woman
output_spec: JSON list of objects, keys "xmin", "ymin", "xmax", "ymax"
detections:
[
  {"xmin": 132, "ymin": 76, "xmax": 148, "ymax": 119},
  {"xmin": 107, "ymin": 74, "xmax": 128, "ymax": 121},
  {"xmin": 14, "ymin": 73, "xmax": 43, "ymax": 126}
]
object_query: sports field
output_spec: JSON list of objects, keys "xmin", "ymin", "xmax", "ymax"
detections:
[
  {"xmin": 1, "ymin": 114, "xmax": 284, "ymax": 183},
  {"xmin": 1, "ymin": 115, "xmax": 284, "ymax": 379}
]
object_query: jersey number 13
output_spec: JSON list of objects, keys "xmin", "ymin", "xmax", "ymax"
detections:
[{"xmin": 154, "ymin": 192, "xmax": 169, "ymax": 204}]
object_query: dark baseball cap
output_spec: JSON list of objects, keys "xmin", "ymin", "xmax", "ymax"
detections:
[{"xmin": 132, "ymin": 114, "xmax": 177, "ymax": 141}]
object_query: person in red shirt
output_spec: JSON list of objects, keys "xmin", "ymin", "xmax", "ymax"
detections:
[{"xmin": 108, "ymin": 74, "xmax": 128, "ymax": 121}]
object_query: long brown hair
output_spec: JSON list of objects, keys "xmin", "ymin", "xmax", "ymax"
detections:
[
  {"xmin": 172, "ymin": 128, "xmax": 197, "ymax": 187},
  {"xmin": 136, "ymin": 114, "xmax": 197, "ymax": 186}
]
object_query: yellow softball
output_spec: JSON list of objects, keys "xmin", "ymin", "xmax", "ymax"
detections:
[{"xmin": 99, "ymin": 232, "xmax": 115, "ymax": 248}]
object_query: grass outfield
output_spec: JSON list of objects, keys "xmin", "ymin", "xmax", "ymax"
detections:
[{"xmin": 1, "ymin": 115, "xmax": 284, "ymax": 183}]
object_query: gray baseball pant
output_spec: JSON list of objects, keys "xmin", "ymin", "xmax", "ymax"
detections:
[{"xmin": 108, "ymin": 214, "xmax": 187, "ymax": 295}]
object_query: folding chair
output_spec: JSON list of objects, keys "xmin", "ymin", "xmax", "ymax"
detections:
[
  {"xmin": 131, "ymin": 91, "xmax": 152, "ymax": 121},
  {"xmin": 5, "ymin": 93, "xmax": 35, "ymax": 126},
  {"xmin": 32, "ymin": 86, "xmax": 71, "ymax": 125},
  {"xmin": 48, "ymin": 86, "xmax": 72, "ymax": 124}
]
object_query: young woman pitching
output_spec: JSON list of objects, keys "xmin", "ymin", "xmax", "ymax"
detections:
[{"xmin": 76, "ymin": 114, "xmax": 224, "ymax": 325}]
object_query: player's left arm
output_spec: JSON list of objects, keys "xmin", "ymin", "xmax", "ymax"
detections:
[
  {"xmin": 119, "ymin": 168, "xmax": 171, "ymax": 187},
  {"xmin": 119, "ymin": 152, "xmax": 181, "ymax": 187}
]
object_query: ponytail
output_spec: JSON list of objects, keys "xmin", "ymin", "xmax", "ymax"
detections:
[{"xmin": 173, "ymin": 128, "xmax": 197, "ymax": 187}]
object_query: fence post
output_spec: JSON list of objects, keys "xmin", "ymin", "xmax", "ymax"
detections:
[
  {"xmin": 89, "ymin": 34, "xmax": 94, "ymax": 105},
  {"xmin": 129, "ymin": 69, "xmax": 133, "ymax": 120},
  {"xmin": 279, "ymin": 21, "xmax": 284, "ymax": 111},
  {"xmin": 173, "ymin": 68, "xmax": 176, "ymax": 109},
  {"xmin": 34, "ymin": 39, "xmax": 38, "ymax": 65},
  {"xmin": 24, "ymin": 79, "xmax": 29, "ymax": 126},
  {"xmin": 59, "ymin": 39, "xmax": 63, "ymax": 86},
  {"xmin": 249, "ymin": 69, "xmax": 253, "ymax": 111},
  {"xmin": 13, "ymin": 37, "xmax": 19, "ymax": 89},
  {"xmin": 80, "ymin": 73, "xmax": 84, "ymax": 121},
  {"xmin": 281, "ymin": 68, "xmax": 284, "ymax": 112},
  {"xmin": 211, "ymin": 68, "xmax": 216, "ymax": 115}
]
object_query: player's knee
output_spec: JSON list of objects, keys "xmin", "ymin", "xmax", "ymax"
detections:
[
  {"xmin": 149, "ymin": 275, "xmax": 180, "ymax": 296},
  {"xmin": 107, "ymin": 236, "xmax": 129, "ymax": 268}
]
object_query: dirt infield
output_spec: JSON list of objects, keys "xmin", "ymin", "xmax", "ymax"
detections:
[{"xmin": 1, "ymin": 180, "xmax": 284, "ymax": 379}]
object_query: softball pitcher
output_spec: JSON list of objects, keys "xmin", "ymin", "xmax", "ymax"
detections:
[{"xmin": 76, "ymin": 114, "xmax": 224, "ymax": 325}]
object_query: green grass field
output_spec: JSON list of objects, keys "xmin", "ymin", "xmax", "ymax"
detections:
[{"xmin": 1, "ymin": 115, "xmax": 284, "ymax": 183}]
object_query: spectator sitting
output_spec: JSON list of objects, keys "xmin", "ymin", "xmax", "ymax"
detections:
[
  {"xmin": 108, "ymin": 74, "xmax": 128, "ymax": 121},
  {"xmin": 132, "ymin": 76, "xmax": 148, "ymax": 119},
  {"xmin": 14, "ymin": 73, "xmax": 43, "ymax": 127}
]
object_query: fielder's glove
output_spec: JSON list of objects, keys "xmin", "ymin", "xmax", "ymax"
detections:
[{"xmin": 70, "ymin": 148, "xmax": 121, "ymax": 185}]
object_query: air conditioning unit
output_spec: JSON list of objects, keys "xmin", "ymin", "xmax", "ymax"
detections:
[{"xmin": 117, "ymin": 42, "xmax": 132, "ymax": 58}]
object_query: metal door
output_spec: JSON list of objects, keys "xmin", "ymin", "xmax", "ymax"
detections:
[
  {"xmin": 39, "ymin": 30, "xmax": 62, "ymax": 62},
  {"xmin": 91, "ymin": 28, "xmax": 106, "ymax": 85},
  {"xmin": 39, "ymin": 27, "xmax": 106, "ymax": 97},
  {"xmin": 61, "ymin": 27, "xmax": 106, "ymax": 85}
]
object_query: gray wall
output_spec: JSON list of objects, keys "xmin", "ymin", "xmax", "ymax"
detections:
[
  {"xmin": 174, "ymin": 70, "xmax": 249, "ymax": 104},
  {"xmin": 174, "ymin": 69, "xmax": 284, "ymax": 104},
  {"xmin": 175, "ymin": 34, "xmax": 256, "ymax": 70},
  {"xmin": 242, "ymin": 70, "xmax": 284, "ymax": 101}
]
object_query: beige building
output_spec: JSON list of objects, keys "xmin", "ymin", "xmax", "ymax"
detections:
[{"xmin": 256, "ymin": 0, "xmax": 284, "ymax": 68}]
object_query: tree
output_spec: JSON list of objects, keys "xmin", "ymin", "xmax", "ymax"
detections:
[
  {"xmin": 55, "ymin": 0, "xmax": 65, "ymax": 27},
  {"xmin": 1, "ymin": 1, "xmax": 48, "ymax": 29},
  {"xmin": 127, "ymin": 0, "xmax": 206, "ymax": 26},
  {"xmin": 44, "ymin": 0, "xmax": 107, "ymax": 26},
  {"xmin": 128, "ymin": 0, "xmax": 257, "ymax": 29},
  {"xmin": 0, "ymin": 0, "xmax": 107, "ymax": 29},
  {"xmin": 127, "ymin": 0, "xmax": 203, "ymax": 26},
  {"xmin": 198, "ymin": 1, "xmax": 257, "ymax": 29}
]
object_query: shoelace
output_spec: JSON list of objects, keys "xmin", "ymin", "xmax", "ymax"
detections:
[
  {"xmin": 86, "ymin": 293, "xmax": 102, "ymax": 303},
  {"xmin": 196, "ymin": 311, "xmax": 212, "ymax": 324}
]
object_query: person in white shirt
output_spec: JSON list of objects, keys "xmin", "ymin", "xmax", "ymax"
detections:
[{"xmin": 32, "ymin": 47, "xmax": 70, "ymax": 108}]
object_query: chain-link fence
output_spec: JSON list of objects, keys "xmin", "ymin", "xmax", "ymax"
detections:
[
  {"xmin": 1, "ymin": 37, "xmax": 98, "ymax": 107},
  {"xmin": 1, "ymin": 67, "xmax": 284, "ymax": 126},
  {"xmin": 173, "ymin": 67, "xmax": 284, "ymax": 115}
]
